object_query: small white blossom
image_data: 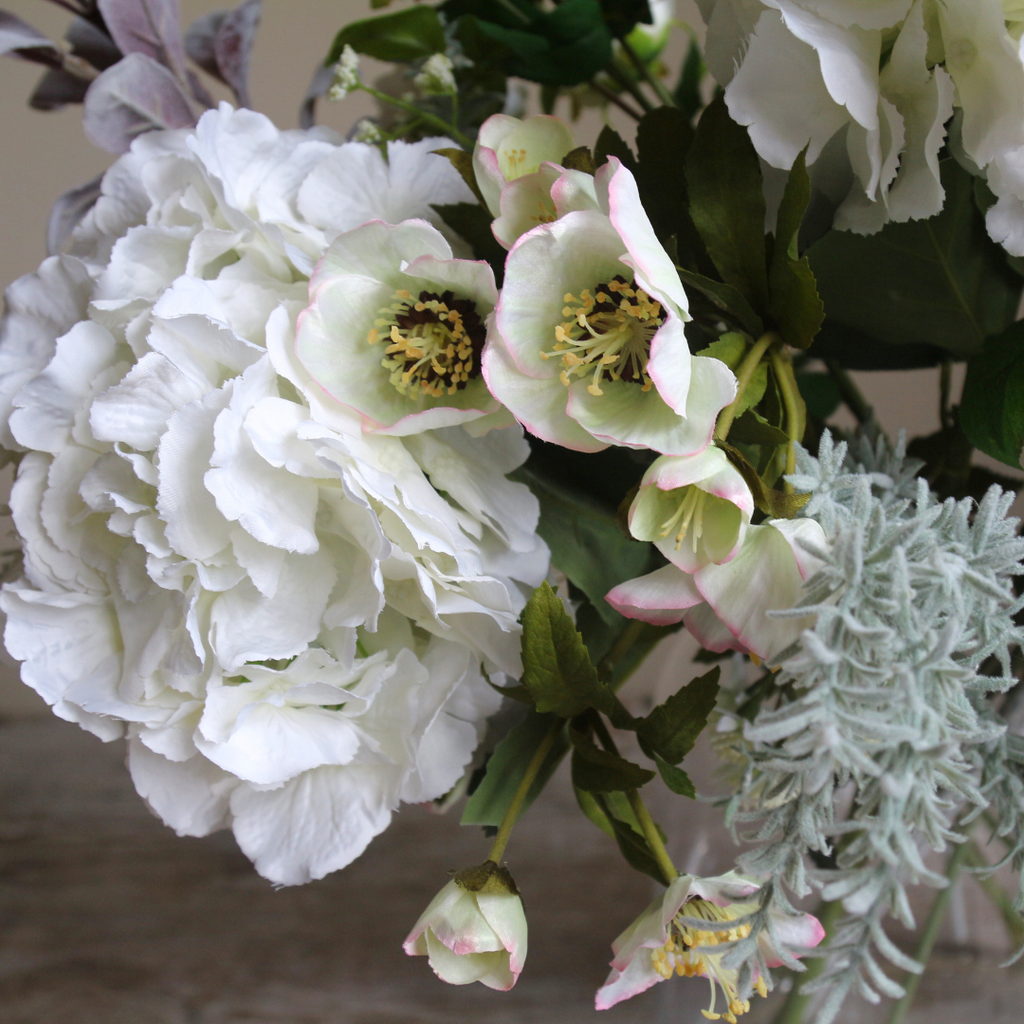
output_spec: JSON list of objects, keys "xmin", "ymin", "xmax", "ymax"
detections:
[
  {"xmin": 328, "ymin": 44, "xmax": 361, "ymax": 101},
  {"xmin": 414, "ymin": 52, "xmax": 457, "ymax": 95}
]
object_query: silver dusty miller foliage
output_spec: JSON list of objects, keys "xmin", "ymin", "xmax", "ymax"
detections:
[{"xmin": 716, "ymin": 431, "xmax": 1024, "ymax": 1022}]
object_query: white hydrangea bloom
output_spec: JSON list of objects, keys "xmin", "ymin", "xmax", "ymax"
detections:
[
  {"xmin": 0, "ymin": 104, "xmax": 548, "ymax": 885},
  {"xmin": 698, "ymin": 0, "xmax": 1024, "ymax": 242}
]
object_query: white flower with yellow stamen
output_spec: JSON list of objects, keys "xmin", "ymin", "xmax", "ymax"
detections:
[
  {"xmin": 595, "ymin": 872, "xmax": 824, "ymax": 1017},
  {"xmin": 294, "ymin": 218, "xmax": 507, "ymax": 435},
  {"xmin": 472, "ymin": 113, "xmax": 577, "ymax": 219},
  {"xmin": 483, "ymin": 158, "xmax": 737, "ymax": 455},
  {"xmin": 628, "ymin": 447, "xmax": 754, "ymax": 574}
]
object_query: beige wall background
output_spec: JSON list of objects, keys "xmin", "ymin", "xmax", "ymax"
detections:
[{"xmin": 0, "ymin": 1, "xmax": 1013, "ymax": 720}]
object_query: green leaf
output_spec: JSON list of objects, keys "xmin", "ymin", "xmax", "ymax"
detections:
[
  {"xmin": 727, "ymin": 409, "xmax": 790, "ymax": 448},
  {"xmin": 521, "ymin": 581, "xmax": 615, "ymax": 718},
  {"xmin": 961, "ymin": 320, "xmax": 1024, "ymax": 468},
  {"xmin": 511, "ymin": 463, "xmax": 654, "ymax": 627},
  {"xmin": 453, "ymin": 0, "xmax": 613, "ymax": 87},
  {"xmin": 673, "ymin": 34, "xmax": 704, "ymax": 122},
  {"xmin": 593, "ymin": 792, "xmax": 665, "ymax": 881},
  {"xmin": 652, "ymin": 752, "xmax": 696, "ymax": 798},
  {"xmin": 635, "ymin": 666, "xmax": 719, "ymax": 764},
  {"xmin": 808, "ymin": 159, "xmax": 1023, "ymax": 361},
  {"xmin": 327, "ymin": 6, "xmax": 445, "ymax": 64},
  {"xmin": 461, "ymin": 712, "xmax": 569, "ymax": 827},
  {"xmin": 768, "ymin": 148, "xmax": 824, "ymax": 350},
  {"xmin": 561, "ymin": 145, "xmax": 597, "ymax": 174},
  {"xmin": 718, "ymin": 441, "xmax": 810, "ymax": 518},
  {"xmin": 575, "ymin": 786, "xmax": 639, "ymax": 837},
  {"xmin": 599, "ymin": 0, "xmax": 652, "ymax": 38},
  {"xmin": 594, "ymin": 124, "xmax": 637, "ymax": 174},
  {"xmin": 696, "ymin": 333, "xmax": 767, "ymax": 417},
  {"xmin": 431, "ymin": 202, "xmax": 506, "ymax": 286},
  {"xmin": 431, "ymin": 148, "xmax": 487, "ymax": 207},
  {"xmin": 676, "ymin": 267, "xmax": 764, "ymax": 336},
  {"xmin": 570, "ymin": 727, "xmax": 656, "ymax": 792},
  {"xmin": 635, "ymin": 107, "xmax": 694, "ymax": 243},
  {"xmin": 685, "ymin": 96, "xmax": 770, "ymax": 312},
  {"xmin": 796, "ymin": 371, "xmax": 841, "ymax": 421}
]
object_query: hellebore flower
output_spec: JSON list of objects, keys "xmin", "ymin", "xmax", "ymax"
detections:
[
  {"xmin": 403, "ymin": 860, "xmax": 528, "ymax": 991},
  {"xmin": 595, "ymin": 872, "xmax": 825, "ymax": 1018},
  {"xmin": 483, "ymin": 158, "xmax": 736, "ymax": 455},
  {"xmin": 628, "ymin": 448, "xmax": 754, "ymax": 574},
  {"xmin": 607, "ymin": 518, "xmax": 827, "ymax": 661},
  {"xmin": 473, "ymin": 113, "xmax": 577, "ymax": 218},
  {"xmin": 294, "ymin": 218, "xmax": 504, "ymax": 435}
]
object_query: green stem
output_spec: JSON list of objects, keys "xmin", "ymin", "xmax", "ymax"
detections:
[
  {"xmin": 596, "ymin": 618, "xmax": 647, "ymax": 685},
  {"xmin": 587, "ymin": 712, "xmax": 679, "ymax": 886},
  {"xmin": 626, "ymin": 789, "xmax": 679, "ymax": 885},
  {"xmin": 769, "ymin": 898, "xmax": 844, "ymax": 1024},
  {"xmin": 486, "ymin": 718, "xmax": 563, "ymax": 863},
  {"xmin": 604, "ymin": 59, "xmax": 655, "ymax": 114},
  {"xmin": 359, "ymin": 84, "xmax": 474, "ymax": 150},
  {"xmin": 589, "ymin": 77, "xmax": 644, "ymax": 121},
  {"xmin": 939, "ymin": 358, "xmax": 953, "ymax": 432},
  {"xmin": 885, "ymin": 841, "xmax": 971, "ymax": 1024},
  {"xmin": 823, "ymin": 359, "xmax": 874, "ymax": 427},
  {"xmin": 619, "ymin": 36, "xmax": 677, "ymax": 108},
  {"xmin": 714, "ymin": 331, "xmax": 777, "ymax": 441},
  {"xmin": 769, "ymin": 346, "xmax": 805, "ymax": 484}
]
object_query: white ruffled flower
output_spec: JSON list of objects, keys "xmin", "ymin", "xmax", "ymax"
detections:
[
  {"xmin": 0, "ymin": 104, "xmax": 548, "ymax": 885},
  {"xmin": 483, "ymin": 158, "xmax": 737, "ymax": 455},
  {"xmin": 699, "ymin": 0, "xmax": 1024, "ymax": 239}
]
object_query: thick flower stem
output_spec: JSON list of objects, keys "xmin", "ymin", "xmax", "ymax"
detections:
[
  {"xmin": 589, "ymin": 78, "xmax": 645, "ymax": 120},
  {"xmin": 768, "ymin": 898, "xmax": 844, "ymax": 1024},
  {"xmin": 619, "ymin": 36, "xmax": 678, "ymax": 109},
  {"xmin": 603, "ymin": 60, "xmax": 656, "ymax": 114},
  {"xmin": 358, "ymin": 84, "xmax": 474, "ymax": 150},
  {"xmin": 769, "ymin": 346, "xmax": 806, "ymax": 485},
  {"xmin": 486, "ymin": 717, "xmax": 564, "ymax": 864},
  {"xmin": 714, "ymin": 331, "xmax": 777, "ymax": 441},
  {"xmin": 884, "ymin": 840, "xmax": 970, "ymax": 1024}
]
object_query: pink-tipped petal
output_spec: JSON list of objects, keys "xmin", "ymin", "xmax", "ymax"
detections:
[
  {"xmin": 606, "ymin": 563, "xmax": 703, "ymax": 624},
  {"xmin": 477, "ymin": 892, "xmax": 529, "ymax": 977},
  {"xmin": 682, "ymin": 601, "xmax": 750, "ymax": 654},
  {"xmin": 595, "ymin": 954, "xmax": 666, "ymax": 1010}
]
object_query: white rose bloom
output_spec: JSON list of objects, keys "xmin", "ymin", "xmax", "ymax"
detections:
[
  {"xmin": 698, "ymin": 0, "xmax": 1024, "ymax": 242},
  {"xmin": 0, "ymin": 104, "xmax": 548, "ymax": 885}
]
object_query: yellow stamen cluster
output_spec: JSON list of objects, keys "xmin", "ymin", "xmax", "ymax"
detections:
[
  {"xmin": 540, "ymin": 276, "xmax": 663, "ymax": 396},
  {"xmin": 367, "ymin": 288, "xmax": 484, "ymax": 400},
  {"xmin": 502, "ymin": 146, "xmax": 529, "ymax": 175},
  {"xmin": 659, "ymin": 486, "xmax": 709, "ymax": 553},
  {"xmin": 650, "ymin": 898, "xmax": 767, "ymax": 1024}
]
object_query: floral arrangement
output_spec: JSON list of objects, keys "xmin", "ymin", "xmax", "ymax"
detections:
[{"xmin": 2, "ymin": 2, "xmax": 1024, "ymax": 1022}]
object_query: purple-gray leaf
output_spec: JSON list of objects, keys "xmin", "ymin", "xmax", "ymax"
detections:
[
  {"xmin": 183, "ymin": 9, "xmax": 226, "ymax": 80},
  {"xmin": 47, "ymin": 175, "xmax": 104, "ymax": 256},
  {"xmin": 83, "ymin": 52, "xmax": 195, "ymax": 154},
  {"xmin": 30, "ymin": 68, "xmax": 89, "ymax": 110},
  {"xmin": 299, "ymin": 62, "xmax": 334, "ymax": 130},
  {"xmin": 213, "ymin": 0, "xmax": 260, "ymax": 109},
  {"xmin": 0, "ymin": 10, "xmax": 62, "ymax": 67},
  {"xmin": 29, "ymin": 18, "xmax": 121, "ymax": 112},
  {"xmin": 96, "ymin": 0, "xmax": 186, "ymax": 79}
]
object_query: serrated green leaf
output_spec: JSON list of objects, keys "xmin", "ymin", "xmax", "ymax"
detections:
[
  {"xmin": 652, "ymin": 752, "xmax": 696, "ymax": 797},
  {"xmin": 676, "ymin": 267, "xmax": 764, "ymax": 336},
  {"xmin": 685, "ymin": 96, "xmax": 769, "ymax": 312},
  {"xmin": 961, "ymin": 320, "xmax": 1024, "ymax": 469},
  {"xmin": 673, "ymin": 34, "xmax": 704, "ymax": 123},
  {"xmin": 768, "ymin": 149, "xmax": 825, "ymax": 350},
  {"xmin": 431, "ymin": 202, "xmax": 506, "ymax": 286},
  {"xmin": 597, "ymin": 793, "xmax": 665, "ymax": 882},
  {"xmin": 635, "ymin": 107, "xmax": 694, "ymax": 243},
  {"xmin": 561, "ymin": 145, "xmax": 596, "ymax": 174},
  {"xmin": 461, "ymin": 712, "xmax": 569, "ymax": 827},
  {"xmin": 635, "ymin": 666, "xmax": 720, "ymax": 764},
  {"xmin": 594, "ymin": 124, "xmax": 637, "ymax": 174},
  {"xmin": 728, "ymin": 409, "xmax": 790, "ymax": 448},
  {"xmin": 521, "ymin": 582, "xmax": 613, "ymax": 718},
  {"xmin": 327, "ymin": 6, "xmax": 445, "ymax": 64},
  {"xmin": 808, "ymin": 159, "xmax": 1023, "ymax": 361},
  {"xmin": 570, "ymin": 727, "xmax": 656, "ymax": 792}
]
